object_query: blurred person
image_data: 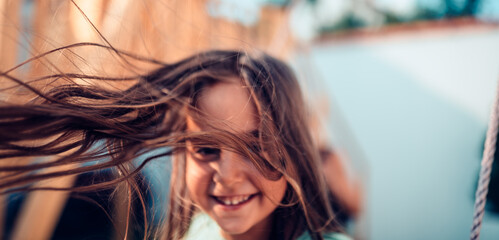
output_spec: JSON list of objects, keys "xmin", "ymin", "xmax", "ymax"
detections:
[{"xmin": 320, "ymin": 148, "xmax": 362, "ymax": 226}]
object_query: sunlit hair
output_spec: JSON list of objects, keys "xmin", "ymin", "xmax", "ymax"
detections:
[{"xmin": 0, "ymin": 49, "xmax": 340, "ymax": 239}]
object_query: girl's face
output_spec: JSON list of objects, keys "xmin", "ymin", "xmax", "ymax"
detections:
[{"xmin": 185, "ymin": 81, "xmax": 287, "ymax": 239}]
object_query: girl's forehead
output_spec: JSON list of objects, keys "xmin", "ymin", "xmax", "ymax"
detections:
[{"xmin": 187, "ymin": 81, "xmax": 258, "ymax": 133}]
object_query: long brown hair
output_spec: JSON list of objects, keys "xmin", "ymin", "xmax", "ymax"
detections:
[{"xmin": 0, "ymin": 49, "xmax": 339, "ymax": 239}]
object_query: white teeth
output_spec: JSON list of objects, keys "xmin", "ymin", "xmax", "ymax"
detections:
[{"xmin": 216, "ymin": 195, "xmax": 252, "ymax": 206}]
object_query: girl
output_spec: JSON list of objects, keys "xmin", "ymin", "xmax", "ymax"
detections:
[{"xmin": 0, "ymin": 49, "xmax": 350, "ymax": 240}]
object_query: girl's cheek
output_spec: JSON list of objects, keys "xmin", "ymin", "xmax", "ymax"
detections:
[
  {"xmin": 186, "ymin": 159, "xmax": 211, "ymax": 180},
  {"xmin": 185, "ymin": 158, "xmax": 212, "ymax": 198},
  {"xmin": 266, "ymin": 178, "xmax": 288, "ymax": 203},
  {"xmin": 249, "ymin": 168, "xmax": 287, "ymax": 205}
]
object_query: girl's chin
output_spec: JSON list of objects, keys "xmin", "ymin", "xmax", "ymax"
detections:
[{"xmin": 217, "ymin": 220, "xmax": 251, "ymax": 236}]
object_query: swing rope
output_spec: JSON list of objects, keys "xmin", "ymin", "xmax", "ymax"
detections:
[{"xmin": 470, "ymin": 80, "xmax": 499, "ymax": 240}]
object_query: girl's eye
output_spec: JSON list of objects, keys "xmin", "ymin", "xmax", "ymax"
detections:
[
  {"xmin": 191, "ymin": 147, "xmax": 220, "ymax": 161},
  {"xmin": 196, "ymin": 147, "xmax": 220, "ymax": 156}
]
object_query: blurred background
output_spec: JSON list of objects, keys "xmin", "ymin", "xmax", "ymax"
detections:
[{"xmin": 1, "ymin": 0, "xmax": 499, "ymax": 239}]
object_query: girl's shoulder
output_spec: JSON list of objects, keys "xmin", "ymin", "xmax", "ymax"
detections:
[
  {"xmin": 297, "ymin": 231, "xmax": 353, "ymax": 240},
  {"xmin": 184, "ymin": 213, "xmax": 224, "ymax": 240},
  {"xmin": 184, "ymin": 213, "xmax": 352, "ymax": 240}
]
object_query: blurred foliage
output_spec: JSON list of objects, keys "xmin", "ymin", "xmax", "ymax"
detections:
[
  {"xmin": 445, "ymin": 0, "xmax": 479, "ymax": 17},
  {"xmin": 319, "ymin": 14, "xmax": 366, "ymax": 33},
  {"xmin": 317, "ymin": 0, "xmax": 484, "ymax": 34},
  {"xmin": 266, "ymin": 0, "xmax": 291, "ymax": 6},
  {"xmin": 266, "ymin": 0, "xmax": 318, "ymax": 7}
]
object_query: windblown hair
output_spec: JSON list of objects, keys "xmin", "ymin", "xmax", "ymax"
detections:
[{"xmin": 0, "ymin": 49, "xmax": 339, "ymax": 239}]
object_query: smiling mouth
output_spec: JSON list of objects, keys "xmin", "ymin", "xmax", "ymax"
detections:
[{"xmin": 212, "ymin": 194, "xmax": 257, "ymax": 206}]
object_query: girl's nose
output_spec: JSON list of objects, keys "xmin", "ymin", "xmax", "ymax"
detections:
[{"xmin": 212, "ymin": 151, "xmax": 246, "ymax": 186}]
